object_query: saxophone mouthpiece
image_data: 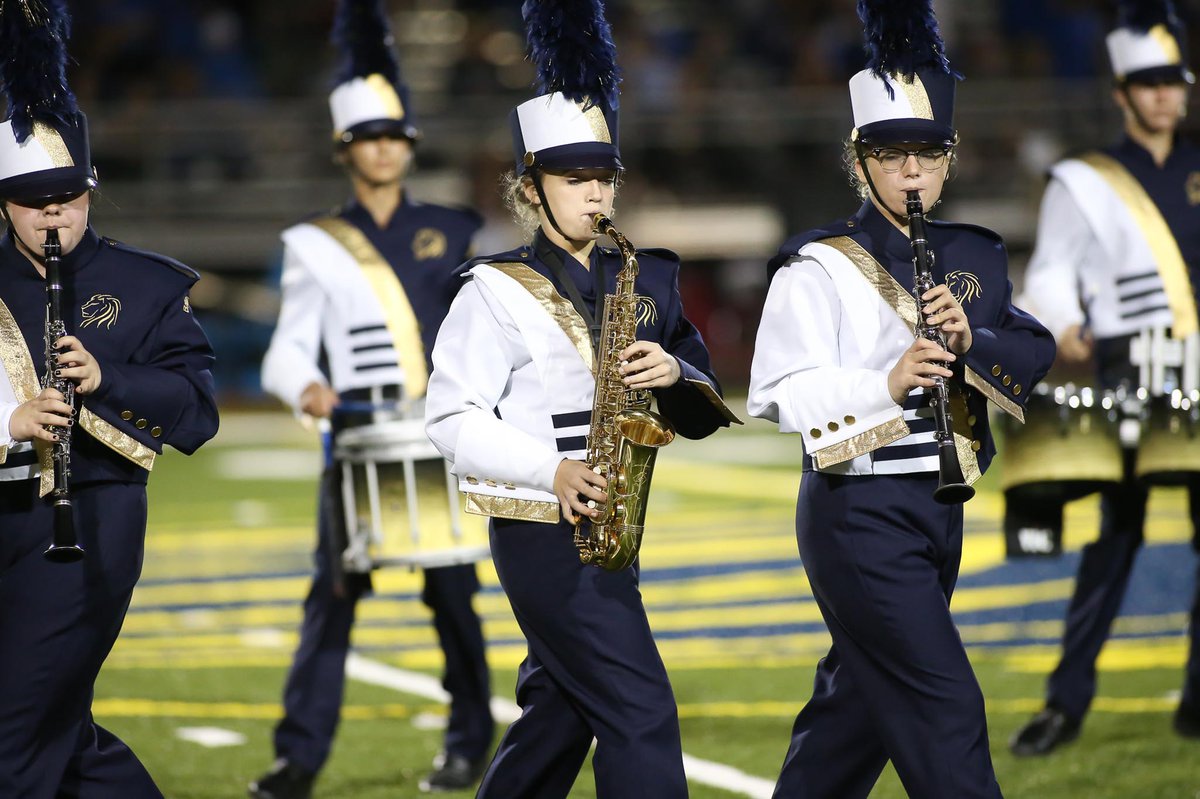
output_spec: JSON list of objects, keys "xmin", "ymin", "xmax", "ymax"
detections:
[{"xmin": 592, "ymin": 212, "xmax": 611, "ymax": 235}]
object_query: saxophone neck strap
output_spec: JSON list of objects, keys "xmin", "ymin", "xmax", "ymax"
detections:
[{"xmin": 535, "ymin": 230, "xmax": 607, "ymax": 354}]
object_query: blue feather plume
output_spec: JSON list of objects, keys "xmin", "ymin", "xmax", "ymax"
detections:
[
  {"xmin": 522, "ymin": 0, "xmax": 621, "ymax": 112},
  {"xmin": 1118, "ymin": 0, "xmax": 1181, "ymax": 32},
  {"xmin": 332, "ymin": 0, "xmax": 402, "ymax": 88},
  {"xmin": 0, "ymin": 0, "xmax": 79, "ymax": 142},
  {"xmin": 857, "ymin": 0, "xmax": 960, "ymax": 88}
]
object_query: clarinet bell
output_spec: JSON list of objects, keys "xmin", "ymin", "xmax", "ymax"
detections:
[
  {"xmin": 43, "ymin": 503, "xmax": 85, "ymax": 562},
  {"xmin": 933, "ymin": 445, "xmax": 975, "ymax": 505}
]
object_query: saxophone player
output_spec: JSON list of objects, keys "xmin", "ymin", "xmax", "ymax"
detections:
[
  {"xmin": 746, "ymin": 1, "xmax": 1054, "ymax": 797},
  {"xmin": 424, "ymin": 2, "xmax": 736, "ymax": 795}
]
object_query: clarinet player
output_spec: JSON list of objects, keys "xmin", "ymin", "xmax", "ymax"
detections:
[
  {"xmin": 747, "ymin": 1, "xmax": 1054, "ymax": 796},
  {"xmin": 0, "ymin": 2, "xmax": 218, "ymax": 795}
]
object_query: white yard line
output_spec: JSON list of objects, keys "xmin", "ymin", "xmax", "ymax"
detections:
[{"xmin": 345, "ymin": 653, "xmax": 775, "ymax": 799}]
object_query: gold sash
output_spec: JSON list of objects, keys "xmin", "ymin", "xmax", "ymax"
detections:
[
  {"xmin": 311, "ymin": 217, "xmax": 429, "ymax": 399},
  {"xmin": 822, "ymin": 236, "xmax": 982, "ymax": 485},
  {"xmin": 1079, "ymin": 152, "xmax": 1198, "ymax": 338},
  {"xmin": 487, "ymin": 262, "xmax": 595, "ymax": 373},
  {"xmin": 0, "ymin": 296, "xmax": 54, "ymax": 495}
]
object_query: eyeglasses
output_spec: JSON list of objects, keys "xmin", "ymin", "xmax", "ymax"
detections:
[{"xmin": 866, "ymin": 147, "xmax": 950, "ymax": 173}]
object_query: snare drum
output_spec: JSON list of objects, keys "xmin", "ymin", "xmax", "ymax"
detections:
[
  {"xmin": 334, "ymin": 418, "xmax": 490, "ymax": 572},
  {"xmin": 1000, "ymin": 384, "xmax": 1123, "ymax": 501},
  {"xmin": 1136, "ymin": 390, "xmax": 1200, "ymax": 487}
]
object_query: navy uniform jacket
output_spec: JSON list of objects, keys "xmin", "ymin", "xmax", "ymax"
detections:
[
  {"xmin": 758, "ymin": 200, "xmax": 1055, "ymax": 476},
  {"xmin": 0, "ymin": 227, "xmax": 218, "ymax": 485}
]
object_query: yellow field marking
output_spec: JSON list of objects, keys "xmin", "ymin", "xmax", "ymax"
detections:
[{"xmin": 1001, "ymin": 635, "xmax": 1188, "ymax": 673}]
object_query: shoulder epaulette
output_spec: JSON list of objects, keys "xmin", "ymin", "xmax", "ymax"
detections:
[
  {"xmin": 634, "ymin": 246, "xmax": 681, "ymax": 265},
  {"xmin": 926, "ymin": 217, "xmax": 1004, "ymax": 246},
  {"xmin": 768, "ymin": 218, "xmax": 858, "ymax": 278},
  {"xmin": 101, "ymin": 238, "xmax": 200, "ymax": 280}
]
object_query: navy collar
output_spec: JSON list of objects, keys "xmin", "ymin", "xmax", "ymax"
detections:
[
  {"xmin": 1, "ymin": 225, "xmax": 101, "ymax": 277},
  {"xmin": 856, "ymin": 199, "xmax": 914, "ymax": 265},
  {"xmin": 342, "ymin": 192, "xmax": 413, "ymax": 231},
  {"xmin": 1114, "ymin": 134, "xmax": 1183, "ymax": 170}
]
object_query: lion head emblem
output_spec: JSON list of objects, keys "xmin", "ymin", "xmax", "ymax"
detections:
[
  {"xmin": 81, "ymin": 293, "xmax": 122, "ymax": 329},
  {"xmin": 635, "ymin": 296, "xmax": 659, "ymax": 328},
  {"xmin": 945, "ymin": 271, "xmax": 982, "ymax": 305}
]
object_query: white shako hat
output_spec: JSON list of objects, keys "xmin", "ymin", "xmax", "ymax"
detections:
[
  {"xmin": 1106, "ymin": 0, "xmax": 1194, "ymax": 85},
  {"xmin": 329, "ymin": 0, "xmax": 420, "ymax": 145}
]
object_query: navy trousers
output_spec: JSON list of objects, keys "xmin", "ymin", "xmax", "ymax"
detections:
[
  {"xmin": 0, "ymin": 479, "xmax": 161, "ymax": 799},
  {"xmin": 1046, "ymin": 450, "xmax": 1200, "ymax": 720},
  {"xmin": 272, "ymin": 468, "xmax": 493, "ymax": 773},
  {"xmin": 477, "ymin": 517, "xmax": 687, "ymax": 799},
  {"xmin": 774, "ymin": 473, "xmax": 1002, "ymax": 799}
]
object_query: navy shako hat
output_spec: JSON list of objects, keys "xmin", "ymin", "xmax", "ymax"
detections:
[
  {"xmin": 849, "ymin": 0, "xmax": 960, "ymax": 147},
  {"xmin": 511, "ymin": 0, "xmax": 622, "ymax": 175},
  {"xmin": 0, "ymin": 0, "xmax": 97, "ymax": 202},
  {"xmin": 329, "ymin": 0, "xmax": 420, "ymax": 145},
  {"xmin": 1107, "ymin": 0, "xmax": 1194, "ymax": 85}
]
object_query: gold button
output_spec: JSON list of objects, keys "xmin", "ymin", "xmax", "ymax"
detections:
[
  {"xmin": 135, "ymin": 419, "xmax": 148, "ymax": 429},
  {"xmin": 991, "ymin": 365, "xmax": 1002, "ymax": 377},
  {"xmin": 1014, "ymin": 385, "xmax": 1022, "ymax": 395},
  {"xmin": 971, "ymin": 440, "xmax": 982, "ymax": 452},
  {"xmin": 485, "ymin": 479, "xmax": 497, "ymax": 487},
  {"xmin": 1002, "ymin": 375, "xmax": 1012, "ymax": 387},
  {"xmin": 827, "ymin": 421, "xmax": 839, "ymax": 432},
  {"xmin": 120, "ymin": 410, "xmax": 133, "ymax": 420},
  {"xmin": 150, "ymin": 426, "xmax": 162, "ymax": 437},
  {"xmin": 466, "ymin": 476, "xmax": 479, "ymax": 485},
  {"xmin": 844, "ymin": 415, "xmax": 856, "ymax": 425},
  {"xmin": 503, "ymin": 482, "xmax": 516, "ymax": 490},
  {"xmin": 810, "ymin": 428, "xmax": 822, "ymax": 439},
  {"xmin": 967, "ymin": 415, "xmax": 977, "ymax": 426}
]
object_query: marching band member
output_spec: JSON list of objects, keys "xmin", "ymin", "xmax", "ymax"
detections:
[
  {"xmin": 424, "ymin": 1, "xmax": 738, "ymax": 795},
  {"xmin": 0, "ymin": 2, "xmax": 218, "ymax": 795},
  {"xmin": 1010, "ymin": 0, "xmax": 1200, "ymax": 755},
  {"xmin": 747, "ymin": 1, "xmax": 1054, "ymax": 796},
  {"xmin": 253, "ymin": 1, "xmax": 492, "ymax": 795}
]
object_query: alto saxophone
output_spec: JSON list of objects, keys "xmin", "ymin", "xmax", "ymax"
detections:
[{"xmin": 575, "ymin": 214, "xmax": 676, "ymax": 571}]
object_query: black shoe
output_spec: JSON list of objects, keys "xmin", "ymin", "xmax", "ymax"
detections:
[
  {"xmin": 1009, "ymin": 707, "xmax": 1081, "ymax": 757},
  {"xmin": 419, "ymin": 752, "xmax": 486, "ymax": 793},
  {"xmin": 1173, "ymin": 701, "xmax": 1200, "ymax": 738},
  {"xmin": 248, "ymin": 759, "xmax": 315, "ymax": 799}
]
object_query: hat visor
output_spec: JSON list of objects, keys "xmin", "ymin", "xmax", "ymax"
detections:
[
  {"xmin": 855, "ymin": 119, "xmax": 956, "ymax": 147},
  {"xmin": 339, "ymin": 118, "xmax": 421, "ymax": 144},
  {"xmin": 520, "ymin": 142, "xmax": 623, "ymax": 175},
  {"xmin": 1122, "ymin": 65, "xmax": 1195, "ymax": 86},
  {"xmin": 0, "ymin": 168, "xmax": 96, "ymax": 204}
]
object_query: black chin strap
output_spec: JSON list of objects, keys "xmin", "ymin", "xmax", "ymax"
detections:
[
  {"xmin": 0, "ymin": 205, "xmax": 45, "ymax": 263},
  {"xmin": 856, "ymin": 146, "xmax": 943, "ymax": 224},
  {"xmin": 529, "ymin": 170, "xmax": 571, "ymax": 242}
]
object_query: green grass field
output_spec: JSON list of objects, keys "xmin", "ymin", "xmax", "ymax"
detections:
[{"xmin": 93, "ymin": 408, "xmax": 1200, "ymax": 798}]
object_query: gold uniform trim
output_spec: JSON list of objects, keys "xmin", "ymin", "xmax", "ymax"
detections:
[
  {"xmin": 311, "ymin": 217, "xmax": 429, "ymax": 398},
  {"xmin": 581, "ymin": 103, "xmax": 613, "ymax": 144},
  {"xmin": 1078, "ymin": 151, "xmax": 1198, "ymax": 338},
  {"xmin": 487, "ymin": 262, "xmax": 595, "ymax": 373},
  {"xmin": 894, "ymin": 73, "xmax": 934, "ymax": 121},
  {"xmin": 812, "ymin": 415, "xmax": 910, "ymax": 469},
  {"xmin": 33, "ymin": 121, "xmax": 74, "ymax": 169},
  {"xmin": 684, "ymin": 378, "xmax": 743, "ymax": 424},
  {"xmin": 965, "ymin": 368, "xmax": 1024, "ymax": 423},
  {"xmin": 465, "ymin": 493, "xmax": 560, "ymax": 524},
  {"xmin": 1149, "ymin": 24, "xmax": 1183, "ymax": 66},
  {"xmin": 79, "ymin": 407, "xmax": 156, "ymax": 471},
  {"xmin": 0, "ymin": 295, "xmax": 54, "ymax": 495},
  {"xmin": 948, "ymin": 389, "xmax": 983, "ymax": 486},
  {"xmin": 820, "ymin": 236, "xmax": 983, "ymax": 477}
]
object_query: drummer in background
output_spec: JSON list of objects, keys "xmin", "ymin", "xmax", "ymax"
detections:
[
  {"xmin": 252, "ymin": 1, "xmax": 493, "ymax": 795},
  {"xmin": 1010, "ymin": 0, "xmax": 1200, "ymax": 756},
  {"xmin": 424, "ymin": 1, "xmax": 738, "ymax": 795}
]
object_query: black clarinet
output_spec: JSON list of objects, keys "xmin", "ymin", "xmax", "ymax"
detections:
[
  {"xmin": 42, "ymin": 228, "xmax": 85, "ymax": 562},
  {"xmin": 906, "ymin": 190, "xmax": 974, "ymax": 505}
]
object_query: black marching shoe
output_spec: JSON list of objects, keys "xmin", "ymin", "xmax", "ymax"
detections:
[
  {"xmin": 248, "ymin": 759, "xmax": 315, "ymax": 799},
  {"xmin": 419, "ymin": 752, "xmax": 487, "ymax": 793},
  {"xmin": 1009, "ymin": 707, "xmax": 1081, "ymax": 757},
  {"xmin": 1173, "ymin": 700, "xmax": 1200, "ymax": 738}
]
